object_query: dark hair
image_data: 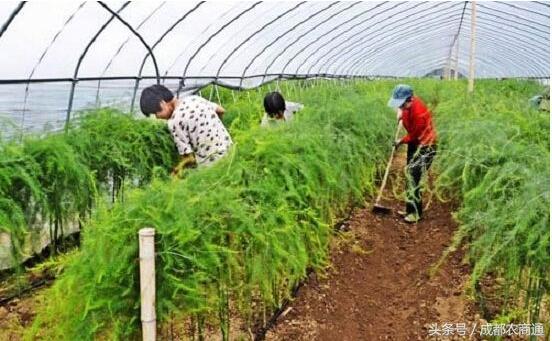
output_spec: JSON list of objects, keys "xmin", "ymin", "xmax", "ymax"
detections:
[
  {"xmin": 140, "ymin": 84, "xmax": 174, "ymax": 116},
  {"xmin": 263, "ymin": 92, "xmax": 286, "ymax": 117}
]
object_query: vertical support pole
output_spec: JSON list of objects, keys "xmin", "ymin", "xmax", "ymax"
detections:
[
  {"xmin": 130, "ymin": 78, "xmax": 141, "ymax": 114},
  {"xmin": 65, "ymin": 80, "xmax": 77, "ymax": 133},
  {"xmin": 445, "ymin": 51, "xmax": 452, "ymax": 80},
  {"xmin": 139, "ymin": 228, "xmax": 156, "ymax": 341},
  {"xmin": 214, "ymin": 84, "xmax": 221, "ymax": 104},
  {"xmin": 468, "ymin": 1, "xmax": 476, "ymax": 93},
  {"xmin": 177, "ymin": 78, "xmax": 185, "ymax": 98},
  {"xmin": 95, "ymin": 80, "xmax": 102, "ymax": 107},
  {"xmin": 454, "ymin": 38, "xmax": 460, "ymax": 80},
  {"xmin": 209, "ymin": 84, "xmax": 214, "ymax": 101}
]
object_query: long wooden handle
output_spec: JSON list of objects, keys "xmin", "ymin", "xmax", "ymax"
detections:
[{"xmin": 375, "ymin": 122, "xmax": 402, "ymax": 204}]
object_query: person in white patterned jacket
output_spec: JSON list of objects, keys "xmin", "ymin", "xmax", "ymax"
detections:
[{"xmin": 140, "ymin": 84, "xmax": 233, "ymax": 174}]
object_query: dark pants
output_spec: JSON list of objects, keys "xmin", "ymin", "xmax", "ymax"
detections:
[{"xmin": 405, "ymin": 144, "xmax": 436, "ymax": 216}]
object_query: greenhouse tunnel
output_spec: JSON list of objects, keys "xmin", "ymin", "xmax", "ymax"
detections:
[
  {"xmin": 0, "ymin": 1, "xmax": 550, "ymax": 340},
  {"xmin": 0, "ymin": 1, "xmax": 549, "ymax": 136}
]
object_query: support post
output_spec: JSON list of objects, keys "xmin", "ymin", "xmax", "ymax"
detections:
[
  {"xmin": 65, "ymin": 80, "xmax": 77, "ymax": 133},
  {"xmin": 454, "ymin": 38, "xmax": 460, "ymax": 80},
  {"xmin": 468, "ymin": 1, "xmax": 476, "ymax": 93},
  {"xmin": 130, "ymin": 78, "xmax": 140, "ymax": 114},
  {"xmin": 139, "ymin": 228, "xmax": 156, "ymax": 341}
]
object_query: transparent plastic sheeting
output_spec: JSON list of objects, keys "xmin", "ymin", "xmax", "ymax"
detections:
[{"xmin": 0, "ymin": 1, "xmax": 549, "ymax": 135}]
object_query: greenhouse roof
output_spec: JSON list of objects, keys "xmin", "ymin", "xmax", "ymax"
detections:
[
  {"xmin": 1, "ymin": 1, "xmax": 549, "ymax": 81},
  {"xmin": 0, "ymin": 1, "xmax": 549, "ymax": 133}
]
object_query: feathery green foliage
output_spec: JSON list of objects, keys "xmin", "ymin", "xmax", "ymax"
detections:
[
  {"xmin": 29, "ymin": 81, "xmax": 394, "ymax": 339},
  {"xmin": 66, "ymin": 108, "xmax": 178, "ymax": 199},
  {"xmin": 430, "ymin": 79, "xmax": 549, "ymax": 321},
  {"xmin": 0, "ymin": 108, "xmax": 176, "ymax": 263},
  {"xmin": 1, "ymin": 79, "xmax": 546, "ymax": 338}
]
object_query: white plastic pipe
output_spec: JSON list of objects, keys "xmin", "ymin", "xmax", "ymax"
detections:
[
  {"xmin": 468, "ymin": 1, "xmax": 477, "ymax": 93},
  {"xmin": 139, "ymin": 228, "xmax": 156, "ymax": 341}
]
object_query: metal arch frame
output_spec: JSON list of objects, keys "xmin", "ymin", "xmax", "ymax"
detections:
[
  {"xmin": 473, "ymin": 7, "xmax": 549, "ymax": 37},
  {"xmin": 457, "ymin": 29, "xmax": 549, "ymax": 59},
  {"xmin": 213, "ymin": 2, "xmax": 306, "ymax": 82},
  {"xmin": 301, "ymin": 1, "xmax": 411, "ymax": 76},
  {"xmin": 331, "ymin": 17, "xmax": 464, "ymax": 76},
  {"xmin": 353, "ymin": 41, "xmax": 538, "ymax": 79},
  {"xmin": 477, "ymin": 3, "xmax": 549, "ymax": 30},
  {"xmin": 344, "ymin": 21, "xmax": 541, "ymax": 77},
  {"xmin": 313, "ymin": 2, "xmax": 461, "ymax": 77},
  {"xmin": 178, "ymin": 1, "xmax": 262, "ymax": 93},
  {"xmin": 359, "ymin": 55, "xmax": 463, "ymax": 78},
  {"xmin": 357, "ymin": 53, "xmax": 497, "ymax": 79},
  {"xmin": 375, "ymin": 52, "xmax": 506, "ymax": 78},
  {"xmin": 453, "ymin": 27, "xmax": 549, "ymax": 75},
  {"xmin": 464, "ymin": 18, "xmax": 549, "ymax": 52},
  {"xmin": 20, "ymin": 2, "xmax": 86, "ymax": 139},
  {"xmin": 95, "ymin": 2, "xmax": 166, "ymax": 102},
  {"xmin": 65, "ymin": 2, "xmax": 130, "ymax": 130},
  {"xmin": 472, "ymin": 18, "xmax": 550, "ymax": 53},
  {"xmin": 261, "ymin": 1, "xmax": 363, "ymax": 77},
  {"xmin": 194, "ymin": 3, "xmax": 280, "ymax": 79},
  {"xmin": 238, "ymin": 2, "xmax": 339, "ymax": 88},
  {"xmin": 162, "ymin": 5, "xmax": 236, "ymax": 80},
  {"xmin": 353, "ymin": 37, "xmax": 546, "ymax": 79},
  {"xmin": 0, "ymin": 75, "xmax": 355, "ymax": 85},
  {"xmin": 0, "ymin": 1, "xmax": 549, "ymax": 127},
  {"xmin": 347, "ymin": 32, "xmax": 528, "ymax": 73},
  {"xmin": 319, "ymin": 2, "xmax": 542, "ymax": 77},
  {"xmin": 463, "ymin": 17, "xmax": 550, "ymax": 52},
  {"xmin": 0, "ymin": 1, "xmax": 25, "ymax": 39},
  {"xmin": 97, "ymin": 2, "xmax": 160, "ymax": 81},
  {"xmin": 445, "ymin": 1, "xmax": 467, "ymax": 75},
  {"xmin": 128, "ymin": 1, "xmax": 206, "ymax": 112},
  {"xmin": 349, "ymin": 36, "xmax": 458, "ymax": 76},
  {"xmin": 284, "ymin": 2, "xmax": 390, "ymax": 76},
  {"xmin": 263, "ymin": 1, "xmax": 356, "ymax": 81},
  {"xmin": 196, "ymin": 3, "xmax": 286, "ymax": 79},
  {"xmin": 349, "ymin": 32, "xmax": 547, "ymax": 79},
  {"xmin": 327, "ymin": 10, "xmax": 548, "ymax": 78},
  {"xmin": 497, "ymin": 1, "xmax": 550, "ymax": 18},
  {"xmin": 326, "ymin": 13, "xmax": 464, "ymax": 76},
  {"xmin": 382, "ymin": 49, "xmax": 531, "ymax": 78},
  {"xmin": 98, "ymin": 2, "xmax": 165, "ymax": 78},
  {"xmin": 3, "ymin": 72, "xmax": 546, "ymax": 86},
  {"xmin": 468, "ymin": 11, "xmax": 549, "ymax": 42}
]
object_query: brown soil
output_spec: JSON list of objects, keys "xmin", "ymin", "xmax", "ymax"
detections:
[
  {"xmin": 0, "ymin": 288, "xmax": 45, "ymax": 341},
  {"xmin": 265, "ymin": 153, "xmax": 481, "ymax": 341}
]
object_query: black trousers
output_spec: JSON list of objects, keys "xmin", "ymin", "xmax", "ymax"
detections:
[{"xmin": 405, "ymin": 143, "xmax": 436, "ymax": 216}]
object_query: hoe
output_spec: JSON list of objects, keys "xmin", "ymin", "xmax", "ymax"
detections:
[{"xmin": 372, "ymin": 122, "xmax": 402, "ymax": 214}]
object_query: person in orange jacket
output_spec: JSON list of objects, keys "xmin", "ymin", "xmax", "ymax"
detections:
[{"xmin": 388, "ymin": 84, "xmax": 437, "ymax": 223}]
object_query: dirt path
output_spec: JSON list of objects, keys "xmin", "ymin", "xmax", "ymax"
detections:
[
  {"xmin": 0, "ymin": 153, "xmax": 484, "ymax": 341},
  {"xmin": 265, "ymin": 153, "xmax": 481, "ymax": 341},
  {"xmin": 0, "ymin": 287, "xmax": 45, "ymax": 341}
]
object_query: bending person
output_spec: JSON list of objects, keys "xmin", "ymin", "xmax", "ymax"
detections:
[
  {"xmin": 140, "ymin": 85, "xmax": 232, "ymax": 175},
  {"xmin": 261, "ymin": 91, "xmax": 303, "ymax": 126}
]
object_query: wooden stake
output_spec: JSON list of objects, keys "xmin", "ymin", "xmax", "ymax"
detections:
[
  {"xmin": 468, "ymin": 1, "xmax": 476, "ymax": 93},
  {"xmin": 139, "ymin": 228, "xmax": 156, "ymax": 341}
]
